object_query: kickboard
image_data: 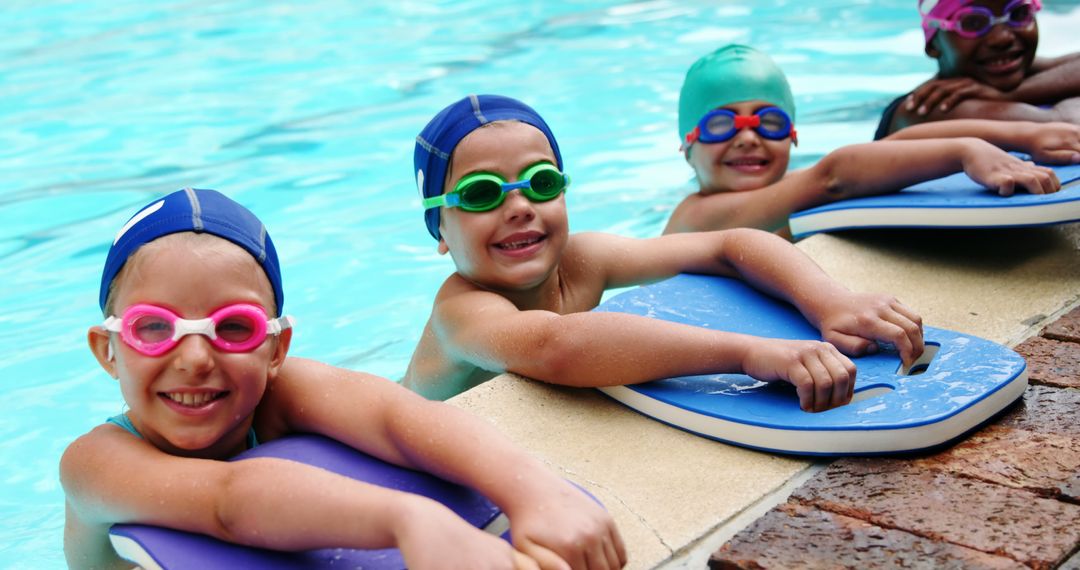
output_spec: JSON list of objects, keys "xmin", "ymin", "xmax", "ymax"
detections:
[
  {"xmin": 789, "ymin": 162, "xmax": 1080, "ymax": 239},
  {"xmin": 592, "ymin": 274, "xmax": 1028, "ymax": 455},
  {"xmin": 109, "ymin": 434, "xmax": 509, "ymax": 569}
]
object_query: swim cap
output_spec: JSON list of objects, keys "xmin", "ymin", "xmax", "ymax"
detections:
[
  {"xmin": 99, "ymin": 188, "xmax": 284, "ymax": 316},
  {"xmin": 678, "ymin": 45, "xmax": 795, "ymax": 144},
  {"xmin": 414, "ymin": 94, "xmax": 563, "ymax": 240},
  {"xmin": 919, "ymin": 0, "xmax": 969, "ymax": 45}
]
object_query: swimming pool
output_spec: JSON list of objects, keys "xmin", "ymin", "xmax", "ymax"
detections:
[{"xmin": 3, "ymin": 1, "xmax": 1078, "ymax": 566}]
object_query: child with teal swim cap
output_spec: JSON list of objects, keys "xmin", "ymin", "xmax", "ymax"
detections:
[
  {"xmin": 62, "ymin": 188, "xmax": 622, "ymax": 570},
  {"xmin": 666, "ymin": 44, "xmax": 1065, "ymax": 237},
  {"xmin": 876, "ymin": 0, "xmax": 1080, "ymax": 137},
  {"xmin": 387, "ymin": 93, "xmax": 927, "ymax": 417}
]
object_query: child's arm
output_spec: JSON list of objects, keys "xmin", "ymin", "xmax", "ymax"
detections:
[
  {"xmin": 61, "ymin": 426, "xmax": 531, "ymax": 569},
  {"xmin": 433, "ymin": 229, "xmax": 919, "ymax": 411},
  {"xmin": 268, "ymin": 360, "xmax": 627, "ymax": 569},
  {"xmin": 886, "ymin": 96, "xmax": 1077, "ymax": 133},
  {"xmin": 664, "ymin": 138, "xmax": 1059, "ymax": 234},
  {"xmin": 884, "ymin": 119, "xmax": 1080, "ymax": 164},
  {"xmin": 906, "ymin": 56, "xmax": 1080, "ymax": 114}
]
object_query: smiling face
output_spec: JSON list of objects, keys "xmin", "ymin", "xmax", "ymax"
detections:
[
  {"xmin": 927, "ymin": 0, "xmax": 1039, "ymax": 91},
  {"xmin": 685, "ymin": 100, "xmax": 792, "ymax": 194},
  {"xmin": 92, "ymin": 233, "xmax": 288, "ymax": 458},
  {"xmin": 437, "ymin": 121, "xmax": 569, "ymax": 293}
]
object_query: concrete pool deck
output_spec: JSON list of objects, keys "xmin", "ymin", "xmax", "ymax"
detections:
[{"xmin": 448, "ymin": 223, "xmax": 1080, "ymax": 569}]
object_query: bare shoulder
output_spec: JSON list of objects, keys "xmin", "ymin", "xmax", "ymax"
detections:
[{"xmin": 60, "ymin": 424, "xmax": 135, "ymax": 496}]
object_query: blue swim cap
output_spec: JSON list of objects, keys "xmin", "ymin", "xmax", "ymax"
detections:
[
  {"xmin": 99, "ymin": 188, "xmax": 284, "ymax": 316},
  {"xmin": 414, "ymin": 94, "xmax": 563, "ymax": 240}
]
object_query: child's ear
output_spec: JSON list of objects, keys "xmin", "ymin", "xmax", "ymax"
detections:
[
  {"xmin": 88, "ymin": 327, "xmax": 118, "ymax": 378},
  {"xmin": 437, "ymin": 239, "xmax": 449, "ymax": 255},
  {"xmin": 925, "ymin": 37, "xmax": 941, "ymax": 58},
  {"xmin": 267, "ymin": 328, "xmax": 292, "ymax": 379}
]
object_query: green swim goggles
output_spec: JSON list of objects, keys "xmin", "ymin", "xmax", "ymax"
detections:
[{"xmin": 423, "ymin": 162, "xmax": 570, "ymax": 212}]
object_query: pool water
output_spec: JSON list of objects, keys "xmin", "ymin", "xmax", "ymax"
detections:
[{"xmin": 2, "ymin": 0, "xmax": 1077, "ymax": 566}]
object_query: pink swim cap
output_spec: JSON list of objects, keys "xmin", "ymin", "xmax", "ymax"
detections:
[{"xmin": 919, "ymin": 0, "xmax": 970, "ymax": 45}]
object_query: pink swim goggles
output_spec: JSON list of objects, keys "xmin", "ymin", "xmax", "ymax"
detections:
[
  {"xmin": 922, "ymin": 0, "xmax": 1040, "ymax": 42},
  {"xmin": 104, "ymin": 303, "xmax": 294, "ymax": 356}
]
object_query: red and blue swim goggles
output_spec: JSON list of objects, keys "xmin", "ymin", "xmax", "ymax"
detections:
[{"xmin": 682, "ymin": 107, "xmax": 797, "ymax": 151}]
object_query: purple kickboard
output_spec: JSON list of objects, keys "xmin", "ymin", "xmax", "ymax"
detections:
[{"xmin": 109, "ymin": 434, "xmax": 507, "ymax": 570}]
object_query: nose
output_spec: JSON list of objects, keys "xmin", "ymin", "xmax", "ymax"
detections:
[
  {"xmin": 984, "ymin": 21, "xmax": 1017, "ymax": 47},
  {"xmin": 172, "ymin": 334, "xmax": 216, "ymax": 375},
  {"xmin": 501, "ymin": 188, "xmax": 537, "ymax": 224},
  {"xmin": 731, "ymin": 126, "xmax": 761, "ymax": 149}
]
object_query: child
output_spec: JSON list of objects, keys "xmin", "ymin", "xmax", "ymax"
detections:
[
  {"xmin": 61, "ymin": 188, "xmax": 625, "ymax": 570},
  {"xmin": 397, "ymin": 94, "xmax": 924, "ymax": 410},
  {"xmin": 664, "ymin": 44, "xmax": 1064, "ymax": 237},
  {"xmin": 876, "ymin": 0, "xmax": 1080, "ymax": 138}
]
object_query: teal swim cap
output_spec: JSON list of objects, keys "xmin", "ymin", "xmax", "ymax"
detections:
[{"xmin": 678, "ymin": 45, "xmax": 795, "ymax": 144}]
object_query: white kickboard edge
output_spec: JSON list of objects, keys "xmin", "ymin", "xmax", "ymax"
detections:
[
  {"xmin": 790, "ymin": 200, "xmax": 1080, "ymax": 238},
  {"xmin": 110, "ymin": 534, "xmax": 164, "ymax": 570},
  {"xmin": 597, "ymin": 369, "xmax": 1028, "ymax": 455}
]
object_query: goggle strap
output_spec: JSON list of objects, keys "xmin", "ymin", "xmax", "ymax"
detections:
[
  {"xmin": 103, "ymin": 316, "xmax": 122, "ymax": 333},
  {"xmin": 682, "ymin": 127, "xmax": 701, "ymax": 152},
  {"xmin": 267, "ymin": 315, "xmax": 295, "ymax": 335},
  {"xmin": 422, "ymin": 194, "xmax": 451, "ymax": 210}
]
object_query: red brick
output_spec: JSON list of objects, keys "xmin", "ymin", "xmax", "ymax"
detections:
[
  {"xmin": 1013, "ymin": 336, "xmax": 1080, "ymax": 388},
  {"xmin": 993, "ymin": 385, "xmax": 1080, "ymax": 438},
  {"xmin": 912, "ymin": 425, "xmax": 1080, "ymax": 501},
  {"xmin": 710, "ymin": 503, "xmax": 1023, "ymax": 570},
  {"xmin": 790, "ymin": 459, "xmax": 1080, "ymax": 569},
  {"xmin": 1042, "ymin": 305, "xmax": 1080, "ymax": 344}
]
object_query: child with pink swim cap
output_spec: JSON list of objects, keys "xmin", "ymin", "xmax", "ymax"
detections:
[{"xmin": 876, "ymin": 0, "xmax": 1080, "ymax": 137}]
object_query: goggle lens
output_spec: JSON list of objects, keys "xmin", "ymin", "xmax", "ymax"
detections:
[
  {"xmin": 458, "ymin": 178, "xmax": 504, "ymax": 211},
  {"xmin": 214, "ymin": 313, "xmax": 260, "ymax": 344},
  {"xmin": 704, "ymin": 113, "xmax": 736, "ymax": 138},
  {"xmin": 130, "ymin": 313, "xmax": 174, "ymax": 345},
  {"xmin": 957, "ymin": 11, "xmax": 991, "ymax": 34},
  {"xmin": 525, "ymin": 167, "xmax": 566, "ymax": 199},
  {"xmin": 757, "ymin": 109, "xmax": 790, "ymax": 136}
]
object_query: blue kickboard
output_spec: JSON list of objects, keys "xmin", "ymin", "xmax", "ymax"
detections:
[
  {"xmin": 593, "ymin": 274, "xmax": 1028, "ymax": 455},
  {"xmin": 109, "ymin": 434, "xmax": 508, "ymax": 570},
  {"xmin": 789, "ymin": 162, "xmax": 1080, "ymax": 239}
]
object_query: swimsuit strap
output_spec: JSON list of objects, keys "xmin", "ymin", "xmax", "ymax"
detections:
[{"xmin": 105, "ymin": 413, "xmax": 259, "ymax": 449}]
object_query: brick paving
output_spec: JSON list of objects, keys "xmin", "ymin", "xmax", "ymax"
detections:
[{"xmin": 711, "ymin": 305, "xmax": 1080, "ymax": 569}]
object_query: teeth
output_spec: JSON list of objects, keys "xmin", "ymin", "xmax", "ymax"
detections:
[
  {"xmin": 165, "ymin": 392, "xmax": 220, "ymax": 407},
  {"xmin": 498, "ymin": 236, "xmax": 541, "ymax": 249}
]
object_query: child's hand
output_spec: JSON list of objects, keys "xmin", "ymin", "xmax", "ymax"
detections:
[
  {"xmin": 1020, "ymin": 122, "xmax": 1080, "ymax": 165},
  {"xmin": 741, "ymin": 339, "xmax": 857, "ymax": 413},
  {"xmin": 397, "ymin": 497, "xmax": 536, "ymax": 570},
  {"xmin": 507, "ymin": 482, "xmax": 627, "ymax": 570},
  {"xmin": 962, "ymin": 141, "xmax": 1061, "ymax": 196},
  {"xmin": 906, "ymin": 77, "xmax": 1005, "ymax": 115},
  {"xmin": 814, "ymin": 292, "xmax": 924, "ymax": 368}
]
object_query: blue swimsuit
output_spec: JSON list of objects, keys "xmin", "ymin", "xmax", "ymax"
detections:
[{"xmin": 106, "ymin": 413, "xmax": 259, "ymax": 449}]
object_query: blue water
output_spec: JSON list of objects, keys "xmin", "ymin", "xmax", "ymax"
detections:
[{"xmin": 2, "ymin": 0, "xmax": 1078, "ymax": 566}]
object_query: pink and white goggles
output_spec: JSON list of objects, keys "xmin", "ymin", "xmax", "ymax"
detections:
[{"xmin": 103, "ymin": 303, "xmax": 294, "ymax": 356}]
